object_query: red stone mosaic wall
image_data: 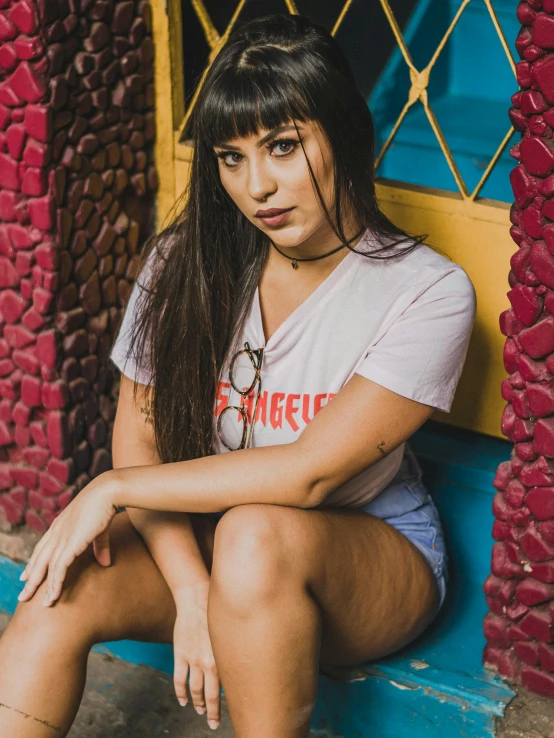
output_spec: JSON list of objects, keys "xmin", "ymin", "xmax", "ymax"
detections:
[
  {"xmin": 0, "ymin": 0, "xmax": 157, "ymax": 533},
  {"xmin": 484, "ymin": 0, "xmax": 554, "ymax": 699}
]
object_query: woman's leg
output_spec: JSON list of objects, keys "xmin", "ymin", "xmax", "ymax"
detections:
[
  {"xmin": 0, "ymin": 510, "xmax": 217, "ymax": 737},
  {"xmin": 207, "ymin": 503, "xmax": 439, "ymax": 738}
]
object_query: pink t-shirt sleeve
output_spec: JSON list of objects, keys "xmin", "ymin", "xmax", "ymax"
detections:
[
  {"xmin": 355, "ymin": 267, "xmax": 477, "ymax": 412},
  {"xmin": 109, "ymin": 248, "xmax": 157, "ymax": 385}
]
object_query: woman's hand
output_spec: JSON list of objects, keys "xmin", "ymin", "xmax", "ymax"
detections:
[
  {"xmin": 173, "ymin": 581, "xmax": 221, "ymax": 731},
  {"xmin": 17, "ymin": 473, "xmax": 119, "ymax": 607}
]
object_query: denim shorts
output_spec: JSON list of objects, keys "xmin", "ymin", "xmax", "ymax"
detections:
[{"xmin": 357, "ymin": 442, "xmax": 448, "ymax": 611}]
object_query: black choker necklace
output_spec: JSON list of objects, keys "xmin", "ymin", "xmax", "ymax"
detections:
[{"xmin": 271, "ymin": 228, "xmax": 366, "ymax": 269}]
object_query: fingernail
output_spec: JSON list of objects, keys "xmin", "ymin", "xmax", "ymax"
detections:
[
  {"xmin": 43, "ymin": 593, "xmax": 52, "ymax": 607},
  {"xmin": 17, "ymin": 587, "xmax": 28, "ymax": 601},
  {"xmin": 178, "ymin": 698, "xmax": 187, "ymax": 707},
  {"xmin": 19, "ymin": 571, "xmax": 26, "ymax": 581},
  {"xmin": 195, "ymin": 706, "xmax": 206, "ymax": 715},
  {"xmin": 208, "ymin": 720, "xmax": 219, "ymax": 730}
]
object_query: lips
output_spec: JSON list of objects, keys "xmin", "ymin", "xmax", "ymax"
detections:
[
  {"xmin": 254, "ymin": 207, "xmax": 294, "ymax": 228},
  {"xmin": 255, "ymin": 207, "xmax": 294, "ymax": 217}
]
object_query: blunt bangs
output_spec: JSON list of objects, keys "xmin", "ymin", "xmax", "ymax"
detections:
[{"xmin": 193, "ymin": 60, "xmax": 317, "ymax": 148}]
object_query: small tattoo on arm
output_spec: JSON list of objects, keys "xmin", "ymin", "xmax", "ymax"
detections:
[
  {"xmin": 140, "ymin": 402, "xmax": 154, "ymax": 426},
  {"xmin": 0, "ymin": 701, "xmax": 62, "ymax": 733},
  {"xmin": 377, "ymin": 441, "xmax": 387, "ymax": 458}
]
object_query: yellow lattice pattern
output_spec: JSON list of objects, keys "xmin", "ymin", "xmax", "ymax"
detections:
[{"xmin": 178, "ymin": 0, "xmax": 517, "ymax": 202}]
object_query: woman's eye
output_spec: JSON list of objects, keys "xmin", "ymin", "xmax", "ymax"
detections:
[
  {"xmin": 215, "ymin": 138, "xmax": 300, "ymax": 168},
  {"xmin": 270, "ymin": 138, "xmax": 299, "ymax": 156},
  {"xmin": 217, "ymin": 152, "xmax": 243, "ymax": 167}
]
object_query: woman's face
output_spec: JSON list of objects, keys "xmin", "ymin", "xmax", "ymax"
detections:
[{"xmin": 213, "ymin": 119, "xmax": 348, "ymax": 251}]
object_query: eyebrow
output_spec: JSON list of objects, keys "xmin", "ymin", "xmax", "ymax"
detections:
[{"xmin": 214, "ymin": 125, "xmax": 302, "ymax": 151}]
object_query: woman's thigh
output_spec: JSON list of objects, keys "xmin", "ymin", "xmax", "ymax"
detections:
[
  {"xmin": 10, "ymin": 510, "xmax": 218, "ymax": 647},
  {"xmin": 311, "ymin": 507, "xmax": 439, "ymax": 666},
  {"xmin": 211, "ymin": 504, "xmax": 440, "ymax": 668}
]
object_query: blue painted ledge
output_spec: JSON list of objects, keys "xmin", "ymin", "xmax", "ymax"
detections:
[{"xmin": 0, "ymin": 420, "xmax": 516, "ymax": 737}]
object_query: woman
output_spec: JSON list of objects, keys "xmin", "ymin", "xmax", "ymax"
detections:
[{"xmin": 0, "ymin": 13, "xmax": 476, "ymax": 737}]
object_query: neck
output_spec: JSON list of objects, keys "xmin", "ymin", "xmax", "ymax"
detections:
[
  {"xmin": 265, "ymin": 229, "xmax": 364, "ymax": 282},
  {"xmin": 284, "ymin": 218, "xmax": 364, "ymax": 257}
]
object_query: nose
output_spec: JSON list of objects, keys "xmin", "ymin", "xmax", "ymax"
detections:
[{"xmin": 247, "ymin": 156, "xmax": 277, "ymax": 202}]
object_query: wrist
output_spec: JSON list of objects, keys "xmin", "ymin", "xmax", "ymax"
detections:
[
  {"xmin": 101, "ymin": 469, "xmax": 124, "ymax": 511},
  {"xmin": 102, "ymin": 469, "xmax": 125, "ymax": 512},
  {"xmin": 174, "ymin": 577, "xmax": 210, "ymax": 604}
]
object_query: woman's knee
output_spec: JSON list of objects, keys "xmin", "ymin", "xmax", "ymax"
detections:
[
  {"xmin": 10, "ymin": 549, "xmax": 110, "ymax": 646},
  {"xmin": 8, "ymin": 512, "xmax": 148, "ymax": 647},
  {"xmin": 210, "ymin": 504, "xmax": 303, "ymax": 610}
]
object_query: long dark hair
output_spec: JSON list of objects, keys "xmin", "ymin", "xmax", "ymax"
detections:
[{"xmin": 115, "ymin": 13, "xmax": 428, "ymax": 464}]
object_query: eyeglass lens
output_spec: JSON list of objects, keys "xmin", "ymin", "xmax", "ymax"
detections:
[{"xmin": 217, "ymin": 344, "xmax": 263, "ymax": 450}]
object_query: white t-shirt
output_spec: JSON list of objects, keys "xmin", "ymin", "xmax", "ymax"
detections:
[{"xmin": 109, "ymin": 227, "xmax": 477, "ymax": 507}]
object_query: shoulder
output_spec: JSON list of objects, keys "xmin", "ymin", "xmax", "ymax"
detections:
[
  {"xmin": 355, "ymin": 234, "xmax": 476, "ymax": 307},
  {"xmin": 414, "ymin": 246, "xmax": 476, "ymax": 302}
]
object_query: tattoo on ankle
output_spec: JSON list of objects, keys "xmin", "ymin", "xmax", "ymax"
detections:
[
  {"xmin": 377, "ymin": 441, "xmax": 386, "ymax": 457},
  {"xmin": 0, "ymin": 701, "xmax": 62, "ymax": 733}
]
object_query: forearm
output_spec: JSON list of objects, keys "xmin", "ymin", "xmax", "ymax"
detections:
[
  {"xmin": 110, "ymin": 376, "xmax": 212, "ymax": 597},
  {"xmin": 108, "ymin": 441, "xmax": 318, "ymax": 513},
  {"xmin": 126, "ymin": 508, "xmax": 210, "ymax": 596},
  {"xmin": 113, "ymin": 452, "xmax": 210, "ymax": 596}
]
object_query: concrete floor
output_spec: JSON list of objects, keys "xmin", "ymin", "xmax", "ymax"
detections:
[
  {"xmin": 495, "ymin": 689, "xmax": 554, "ymax": 738},
  {"xmin": 67, "ymin": 649, "xmax": 237, "ymax": 737}
]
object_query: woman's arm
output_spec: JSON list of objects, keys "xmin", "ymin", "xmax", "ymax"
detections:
[
  {"xmin": 108, "ymin": 373, "xmax": 435, "ymax": 513},
  {"xmin": 112, "ymin": 376, "xmax": 210, "ymax": 595},
  {"xmin": 15, "ymin": 373, "xmax": 436, "ymax": 610}
]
